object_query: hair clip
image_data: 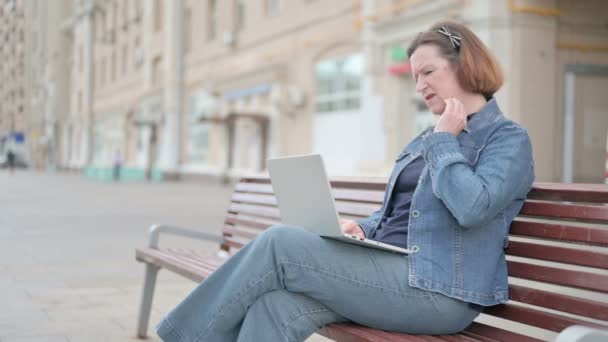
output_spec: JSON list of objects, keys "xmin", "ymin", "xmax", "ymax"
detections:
[{"xmin": 437, "ymin": 26, "xmax": 462, "ymax": 49}]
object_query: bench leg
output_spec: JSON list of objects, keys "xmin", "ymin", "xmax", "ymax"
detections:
[{"xmin": 137, "ymin": 263, "xmax": 160, "ymax": 339}]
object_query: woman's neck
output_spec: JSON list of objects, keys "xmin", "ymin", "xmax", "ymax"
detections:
[{"xmin": 460, "ymin": 93, "xmax": 487, "ymax": 116}]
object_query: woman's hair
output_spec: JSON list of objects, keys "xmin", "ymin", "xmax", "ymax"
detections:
[{"xmin": 407, "ymin": 21, "xmax": 503, "ymax": 100}]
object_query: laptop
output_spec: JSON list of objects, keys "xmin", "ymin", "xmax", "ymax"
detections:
[{"xmin": 267, "ymin": 154, "xmax": 412, "ymax": 254}]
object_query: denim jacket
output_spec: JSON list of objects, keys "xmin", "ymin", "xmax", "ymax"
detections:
[{"xmin": 358, "ymin": 98, "xmax": 534, "ymax": 306}]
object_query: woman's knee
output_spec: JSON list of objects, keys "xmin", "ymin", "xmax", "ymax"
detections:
[
  {"xmin": 255, "ymin": 224, "xmax": 318, "ymax": 256},
  {"xmin": 260, "ymin": 224, "xmax": 310, "ymax": 244}
]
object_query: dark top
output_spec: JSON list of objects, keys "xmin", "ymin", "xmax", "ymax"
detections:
[{"xmin": 372, "ymin": 156, "xmax": 426, "ymax": 248}]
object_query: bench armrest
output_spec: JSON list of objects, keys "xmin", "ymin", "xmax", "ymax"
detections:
[
  {"xmin": 148, "ymin": 224, "xmax": 223, "ymax": 249},
  {"xmin": 555, "ymin": 325, "xmax": 608, "ymax": 342}
]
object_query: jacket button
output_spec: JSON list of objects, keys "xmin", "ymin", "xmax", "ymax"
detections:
[{"xmin": 411, "ymin": 210, "xmax": 420, "ymax": 218}]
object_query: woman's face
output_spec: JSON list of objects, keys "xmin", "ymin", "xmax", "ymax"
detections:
[{"xmin": 410, "ymin": 44, "xmax": 463, "ymax": 115}]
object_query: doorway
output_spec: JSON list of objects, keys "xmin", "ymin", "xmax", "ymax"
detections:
[{"xmin": 562, "ymin": 65, "xmax": 608, "ymax": 183}]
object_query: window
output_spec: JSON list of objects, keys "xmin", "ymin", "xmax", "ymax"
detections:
[
  {"xmin": 101, "ymin": 57, "xmax": 106, "ymax": 86},
  {"xmin": 122, "ymin": 45, "xmax": 128, "ymax": 74},
  {"xmin": 154, "ymin": 0, "xmax": 163, "ymax": 32},
  {"xmin": 79, "ymin": 45, "xmax": 83, "ymax": 73},
  {"xmin": 266, "ymin": 0, "xmax": 280, "ymax": 16},
  {"xmin": 122, "ymin": 0, "xmax": 129, "ymax": 28},
  {"xmin": 315, "ymin": 54, "xmax": 363, "ymax": 113},
  {"xmin": 207, "ymin": 0, "xmax": 217, "ymax": 41},
  {"xmin": 113, "ymin": 1, "xmax": 118, "ymax": 32},
  {"xmin": 236, "ymin": 0, "xmax": 246, "ymax": 31},
  {"xmin": 111, "ymin": 51, "xmax": 116, "ymax": 81},
  {"xmin": 184, "ymin": 7, "xmax": 191, "ymax": 53},
  {"xmin": 77, "ymin": 91, "xmax": 82, "ymax": 113},
  {"xmin": 133, "ymin": 36, "xmax": 142, "ymax": 69},
  {"xmin": 187, "ymin": 91, "xmax": 215, "ymax": 163},
  {"xmin": 152, "ymin": 56, "xmax": 162, "ymax": 86}
]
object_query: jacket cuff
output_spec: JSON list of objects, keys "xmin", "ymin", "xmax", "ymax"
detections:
[
  {"xmin": 356, "ymin": 219, "xmax": 373, "ymax": 238},
  {"xmin": 422, "ymin": 132, "xmax": 466, "ymax": 167}
]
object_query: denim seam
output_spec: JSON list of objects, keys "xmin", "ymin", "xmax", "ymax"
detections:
[
  {"xmin": 194, "ymin": 268, "xmax": 275, "ymax": 342},
  {"xmin": 410, "ymin": 275, "xmax": 507, "ymax": 302},
  {"xmin": 281, "ymin": 261, "xmax": 433, "ymax": 299},
  {"xmin": 281, "ymin": 308, "xmax": 332, "ymax": 342},
  {"xmin": 160, "ymin": 317, "xmax": 185, "ymax": 342}
]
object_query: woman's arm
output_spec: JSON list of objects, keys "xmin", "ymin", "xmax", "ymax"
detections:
[{"xmin": 422, "ymin": 124, "xmax": 534, "ymax": 228}]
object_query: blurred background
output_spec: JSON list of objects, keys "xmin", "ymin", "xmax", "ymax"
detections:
[{"xmin": 1, "ymin": 0, "xmax": 607, "ymax": 183}]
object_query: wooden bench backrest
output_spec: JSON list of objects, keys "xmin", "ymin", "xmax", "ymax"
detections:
[{"xmin": 222, "ymin": 176, "xmax": 608, "ymax": 336}]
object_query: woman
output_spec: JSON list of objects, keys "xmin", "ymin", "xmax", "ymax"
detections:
[{"xmin": 157, "ymin": 21, "xmax": 534, "ymax": 342}]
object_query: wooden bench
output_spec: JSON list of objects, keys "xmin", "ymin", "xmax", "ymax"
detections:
[{"xmin": 135, "ymin": 176, "xmax": 608, "ymax": 341}]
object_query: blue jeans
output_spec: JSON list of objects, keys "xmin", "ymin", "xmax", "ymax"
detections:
[{"xmin": 157, "ymin": 225, "xmax": 483, "ymax": 342}]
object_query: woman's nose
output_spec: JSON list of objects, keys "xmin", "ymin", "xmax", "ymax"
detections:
[{"xmin": 415, "ymin": 79, "xmax": 426, "ymax": 93}]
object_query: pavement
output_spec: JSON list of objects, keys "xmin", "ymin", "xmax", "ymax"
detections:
[{"xmin": 0, "ymin": 170, "xmax": 329, "ymax": 342}]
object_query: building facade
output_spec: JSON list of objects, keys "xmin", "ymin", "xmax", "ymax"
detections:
[
  {"xmin": 22, "ymin": 0, "xmax": 71, "ymax": 170},
  {"xmin": 9, "ymin": 0, "xmax": 608, "ymax": 183},
  {"xmin": 365, "ymin": 0, "xmax": 608, "ymax": 183},
  {"xmin": 0, "ymin": 0, "xmax": 27, "ymax": 165}
]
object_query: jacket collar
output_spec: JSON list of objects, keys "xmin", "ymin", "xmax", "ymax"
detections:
[{"xmin": 463, "ymin": 97, "xmax": 503, "ymax": 133}]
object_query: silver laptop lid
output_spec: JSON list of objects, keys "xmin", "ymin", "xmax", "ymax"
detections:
[{"xmin": 267, "ymin": 154, "xmax": 342, "ymax": 236}]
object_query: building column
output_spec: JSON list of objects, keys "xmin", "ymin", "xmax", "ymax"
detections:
[
  {"xmin": 158, "ymin": 0, "xmax": 184, "ymax": 172},
  {"xmin": 507, "ymin": 0, "xmax": 558, "ymax": 181},
  {"xmin": 82, "ymin": 0, "xmax": 95, "ymax": 167}
]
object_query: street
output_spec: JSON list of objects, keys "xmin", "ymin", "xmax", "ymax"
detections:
[{"xmin": 0, "ymin": 170, "xmax": 328, "ymax": 341}]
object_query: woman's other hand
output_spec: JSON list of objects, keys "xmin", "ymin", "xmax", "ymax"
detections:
[
  {"xmin": 340, "ymin": 219, "xmax": 366, "ymax": 238},
  {"xmin": 435, "ymin": 97, "xmax": 467, "ymax": 136}
]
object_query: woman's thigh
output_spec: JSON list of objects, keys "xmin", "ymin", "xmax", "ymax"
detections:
[{"xmin": 262, "ymin": 225, "xmax": 480, "ymax": 334}]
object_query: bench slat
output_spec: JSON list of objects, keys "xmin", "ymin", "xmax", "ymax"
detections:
[
  {"xmin": 224, "ymin": 235, "xmax": 251, "ymax": 250},
  {"xmin": 136, "ymin": 248, "xmax": 210, "ymax": 283},
  {"xmin": 229, "ymin": 200, "xmax": 377, "ymax": 221},
  {"xmin": 223, "ymin": 225, "xmax": 261, "ymax": 240},
  {"xmin": 332, "ymin": 188, "xmax": 385, "ymax": 203},
  {"xmin": 235, "ymin": 182, "xmax": 385, "ymax": 203},
  {"xmin": 459, "ymin": 331, "xmax": 500, "ymax": 342},
  {"xmin": 232, "ymin": 192, "xmax": 277, "ymax": 206},
  {"xmin": 235, "ymin": 182, "xmax": 275, "ymax": 194},
  {"xmin": 436, "ymin": 335, "xmax": 481, "ymax": 342},
  {"xmin": 167, "ymin": 249, "xmax": 227, "ymax": 271},
  {"xmin": 225, "ymin": 213, "xmax": 279, "ymax": 229},
  {"xmin": 528, "ymin": 182, "xmax": 608, "ymax": 203},
  {"xmin": 520, "ymin": 201, "xmax": 608, "ymax": 222},
  {"xmin": 506, "ymin": 240, "xmax": 608, "ymax": 269},
  {"xmin": 507, "ymin": 260, "xmax": 608, "ymax": 292},
  {"xmin": 231, "ymin": 193, "xmax": 381, "ymax": 218},
  {"xmin": 463, "ymin": 322, "xmax": 542, "ymax": 342},
  {"xmin": 483, "ymin": 303, "xmax": 608, "ymax": 333},
  {"xmin": 509, "ymin": 284, "xmax": 608, "ymax": 321},
  {"xmin": 335, "ymin": 201, "xmax": 382, "ymax": 217},
  {"xmin": 329, "ymin": 178, "xmax": 388, "ymax": 191},
  {"xmin": 320, "ymin": 324, "xmax": 448, "ymax": 342},
  {"xmin": 229, "ymin": 202, "xmax": 280, "ymax": 219},
  {"xmin": 158, "ymin": 248, "xmax": 222, "ymax": 273},
  {"xmin": 509, "ymin": 220, "xmax": 608, "ymax": 246},
  {"xmin": 319, "ymin": 324, "xmax": 389, "ymax": 342}
]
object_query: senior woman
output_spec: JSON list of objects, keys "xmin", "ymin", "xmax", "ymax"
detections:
[{"xmin": 156, "ymin": 21, "xmax": 535, "ymax": 342}]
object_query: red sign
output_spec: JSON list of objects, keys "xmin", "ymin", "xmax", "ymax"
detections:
[{"xmin": 388, "ymin": 62, "xmax": 411, "ymax": 76}]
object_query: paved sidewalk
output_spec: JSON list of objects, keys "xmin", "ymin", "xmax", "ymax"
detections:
[{"xmin": 0, "ymin": 170, "xmax": 329, "ymax": 342}]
